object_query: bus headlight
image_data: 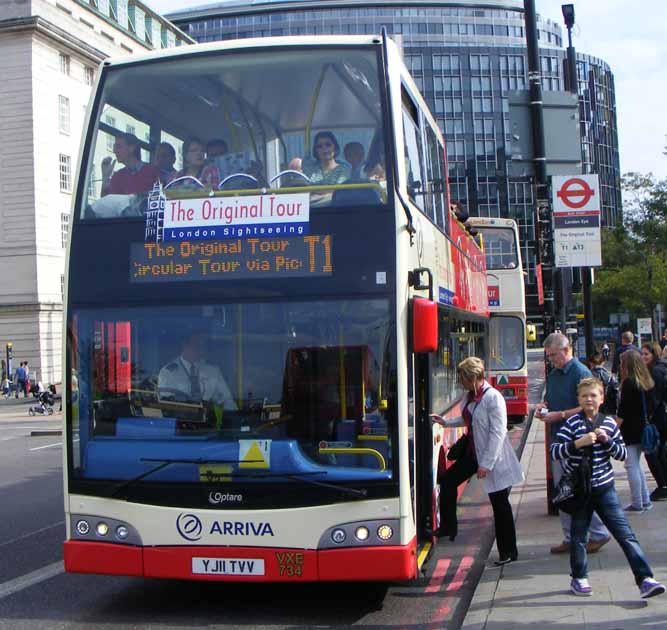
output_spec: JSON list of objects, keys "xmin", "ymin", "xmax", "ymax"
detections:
[
  {"xmin": 354, "ymin": 526, "xmax": 370, "ymax": 541},
  {"xmin": 377, "ymin": 524, "xmax": 394, "ymax": 541},
  {"xmin": 331, "ymin": 528, "xmax": 346, "ymax": 544},
  {"xmin": 75, "ymin": 519, "xmax": 90, "ymax": 536},
  {"xmin": 115, "ymin": 525, "xmax": 129, "ymax": 540},
  {"xmin": 96, "ymin": 522, "xmax": 109, "ymax": 537}
]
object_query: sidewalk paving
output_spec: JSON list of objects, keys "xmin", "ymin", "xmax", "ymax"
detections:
[{"xmin": 463, "ymin": 415, "xmax": 667, "ymax": 629}]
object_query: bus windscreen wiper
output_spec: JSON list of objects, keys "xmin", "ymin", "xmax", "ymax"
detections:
[
  {"xmin": 109, "ymin": 458, "xmax": 254, "ymax": 498},
  {"xmin": 231, "ymin": 471, "xmax": 368, "ymax": 498},
  {"xmin": 109, "ymin": 459, "xmax": 366, "ymax": 498}
]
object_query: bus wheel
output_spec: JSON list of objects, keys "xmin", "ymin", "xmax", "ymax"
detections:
[{"xmin": 508, "ymin": 415, "xmax": 525, "ymax": 426}]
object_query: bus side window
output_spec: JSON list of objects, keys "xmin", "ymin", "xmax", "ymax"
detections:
[{"xmin": 401, "ymin": 88, "xmax": 426, "ymax": 214}]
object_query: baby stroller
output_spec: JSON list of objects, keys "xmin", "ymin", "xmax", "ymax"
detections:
[{"xmin": 29, "ymin": 389, "xmax": 55, "ymax": 416}]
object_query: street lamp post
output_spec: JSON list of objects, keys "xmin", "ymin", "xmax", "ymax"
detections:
[{"xmin": 561, "ymin": 3, "xmax": 595, "ymax": 359}]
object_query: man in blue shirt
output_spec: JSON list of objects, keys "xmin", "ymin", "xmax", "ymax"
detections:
[{"xmin": 536, "ymin": 333, "xmax": 611, "ymax": 554}]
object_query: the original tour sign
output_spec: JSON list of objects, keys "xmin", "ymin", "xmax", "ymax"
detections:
[
  {"xmin": 132, "ymin": 183, "xmax": 332, "ymax": 283},
  {"xmin": 551, "ymin": 174, "xmax": 602, "ymax": 268}
]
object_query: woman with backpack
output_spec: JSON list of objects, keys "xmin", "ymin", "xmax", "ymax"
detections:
[{"xmin": 617, "ymin": 350, "xmax": 655, "ymax": 512}]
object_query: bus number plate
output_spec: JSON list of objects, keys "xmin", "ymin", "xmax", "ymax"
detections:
[{"xmin": 192, "ymin": 557, "xmax": 265, "ymax": 576}]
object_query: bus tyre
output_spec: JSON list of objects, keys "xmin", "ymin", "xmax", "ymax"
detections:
[{"xmin": 508, "ymin": 415, "xmax": 525, "ymax": 426}]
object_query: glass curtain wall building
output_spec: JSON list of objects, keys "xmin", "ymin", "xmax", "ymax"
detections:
[{"xmin": 167, "ymin": 0, "xmax": 620, "ymax": 318}]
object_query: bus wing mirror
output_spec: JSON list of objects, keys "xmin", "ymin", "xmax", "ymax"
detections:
[{"xmin": 413, "ymin": 298, "xmax": 438, "ymax": 353}]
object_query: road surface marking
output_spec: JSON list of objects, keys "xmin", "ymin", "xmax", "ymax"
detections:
[
  {"xmin": 445, "ymin": 555, "xmax": 473, "ymax": 592},
  {"xmin": 0, "ymin": 561, "xmax": 64, "ymax": 601},
  {"xmin": 425, "ymin": 558, "xmax": 451, "ymax": 593},
  {"xmin": 0, "ymin": 522, "xmax": 65, "ymax": 549},
  {"xmin": 29, "ymin": 442, "xmax": 62, "ymax": 452}
]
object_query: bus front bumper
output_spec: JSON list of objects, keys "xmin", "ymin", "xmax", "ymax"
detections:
[{"xmin": 63, "ymin": 538, "xmax": 417, "ymax": 581}]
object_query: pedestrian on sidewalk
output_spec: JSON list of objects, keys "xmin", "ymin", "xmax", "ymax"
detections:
[
  {"xmin": 602, "ymin": 342, "xmax": 610, "ymax": 362},
  {"xmin": 431, "ymin": 357, "xmax": 524, "ymax": 566},
  {"xmin": 617, "ymin": 350, "xmax": 654, "ymax": 512},
  {"xmin": 641, "ymin": 342, "xmax": 667, "ymax": 500},
  {"xmin": 612, "ymin": 331, "xmax": 638, "ymax": 377},
  {"xmin": 14, "ymin": 362, "xmax": 28, "ymax": 399},
  {"xmin": 587, "ymin": 351, "xmax": 618, "ymax": 415},
  {"xmin": 551, "ymin": 377, "xmax": 665, "ymax": 599},
  {"xmin": 536, "ymin": 333, "xmax": 611, "ymax": 555}
]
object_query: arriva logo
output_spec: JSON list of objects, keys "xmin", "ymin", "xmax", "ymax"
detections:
[
  {"xmin": 176, "ymin": 513, "xmax": 203, "ymax": 541},
  {"xmin": 208, "ymin": 491, "xmax": 243, "ymax": 505},
  {"xmin": 176, "ymin": 513, "xmax": 274, "ymax": 541}
]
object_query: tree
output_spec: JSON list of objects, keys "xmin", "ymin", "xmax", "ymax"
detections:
[{"xmin": 593, "ymin": 173, "xmax": 667, "ymax": 335}]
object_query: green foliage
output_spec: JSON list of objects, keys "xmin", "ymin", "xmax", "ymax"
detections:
[{"xmin": 593, "ymin": 173, "xmax": 667, "ymax": 325}]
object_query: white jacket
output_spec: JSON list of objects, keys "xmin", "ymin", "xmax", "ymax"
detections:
[{"xmin": 447, "ymin": 383, "xmax": 524, "ymax": 494}]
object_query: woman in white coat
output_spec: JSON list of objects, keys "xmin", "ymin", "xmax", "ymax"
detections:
[{"xmin": 431, "ymin": 356, "xmax": 524, "ymax": 565}]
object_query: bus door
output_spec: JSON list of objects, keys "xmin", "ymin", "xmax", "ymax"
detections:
[{"xmin": 412, "ymin": 297, "xmax": 439, "ymax": 543}]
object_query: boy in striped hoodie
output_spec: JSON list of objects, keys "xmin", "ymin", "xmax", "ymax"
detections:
[{"xmin": 551, "ymin": 377, "xmax": 665, "ymax": 598}]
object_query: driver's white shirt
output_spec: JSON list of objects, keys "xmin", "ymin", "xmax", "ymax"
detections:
[{"xmin": 157, "ymin": 356, "xmax": 238, "ymax": 410}]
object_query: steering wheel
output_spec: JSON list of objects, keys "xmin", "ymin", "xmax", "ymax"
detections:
[
  {"xmin": 269, "ymin": 170, "xmax": 312, "ymax": 186},
  {"xmin": 157, "ymin": 387, "xmax": 199, "ymax": 404},
  {"xmin": 218, "ymin": 173, "xmax": 259, "ymax": 190}
]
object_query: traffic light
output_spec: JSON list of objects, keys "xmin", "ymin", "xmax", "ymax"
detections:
[
  {"xmin": 5, "ymin": 343, "xmax": 12, "ymax": 377},
  {"xmin": 536, "ymin": 202, "xmax": 554, "ymax": 265}
]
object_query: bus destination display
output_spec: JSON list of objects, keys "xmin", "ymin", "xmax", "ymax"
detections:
[{"xmin": 130, "ymin": 235, "xmax": 333, "ymax": 283}]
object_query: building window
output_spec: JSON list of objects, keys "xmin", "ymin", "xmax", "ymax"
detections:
[
  {"xmin": 84, "ymin": 66, "xmax": 95, "ymax": 86},
  {"xmin": 61, "ymin": 213, "xmax": 70, "ymax": 248},
  {"xmin": 59, "ymin": 154, "xmax": 71, "ymax": 192},
  {"xmin": 58, "ymin": 95, "xmax": 70, "ymax": 134},
  {"xmin": 61, "ymin": 274, "xmax": 65, "ymax": 301},
  {"xmin": 59, "ymin": 53, "xmax": 70, "ymax": 75},
  {"xmin": 105, "ymin": 115, "xmax": 116, "ymax": 151}
]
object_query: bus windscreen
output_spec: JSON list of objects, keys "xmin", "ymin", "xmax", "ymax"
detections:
[
  {"xmin": 80, "ymin": 48, "xmax": 388, "ymax": 221},
  {"xmin": 67, "ymin": 298, "xmax": 395, "ymax": 499}
]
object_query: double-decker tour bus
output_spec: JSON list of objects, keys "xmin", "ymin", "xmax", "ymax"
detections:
[
  {"xmin": 63, "ymin": 34, "xmax": 488, "ymax": 583},
  {"xmin": 467, "ymin": 217, "xmax": 528, "ymax": 422}
]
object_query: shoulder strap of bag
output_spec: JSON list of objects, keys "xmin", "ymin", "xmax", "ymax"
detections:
[{"xmin": 641, "ymin": 391, "xmax": 648, "ymax": 425}]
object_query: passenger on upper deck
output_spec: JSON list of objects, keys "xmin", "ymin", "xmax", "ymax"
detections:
[
  {"xmin": 101, "ymin": 133, "xmax": 160, "ymax": 196},
  {"xmin": 302, "ymin": 131, "xmax": 351, "ymax": 185},
  {"xmin": 153, "ymin": 142, "xmax": 177, "ymax": 185},
  {"xmin": 172, "ymin": 138, "xmax": 221, "ymax": 191},
  {"xmin": 343, "ymin": 142, "xmax": 365, "ymax": 180},
  {"xmin": 206, "ymin": 138, "xmax": 228, "ymax": 160}
]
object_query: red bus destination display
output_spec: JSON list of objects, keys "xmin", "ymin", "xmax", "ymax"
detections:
[{"xmin": 130, "ymin": 235, "xmax": 333, "ymax": 283}]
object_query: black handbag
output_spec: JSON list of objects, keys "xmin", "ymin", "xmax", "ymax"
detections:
[
  {"xmin": 552, "ymin": 417, "xmax": 596, "ymax": 514},
  {"xmin": 447, "ymin": 433, "xmax": 469, "ymax": 461}
]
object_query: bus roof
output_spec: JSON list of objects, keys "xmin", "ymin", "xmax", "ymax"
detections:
[{"xmin": 103, "ymin": 35, "xmax": 385, "ymax": 69}]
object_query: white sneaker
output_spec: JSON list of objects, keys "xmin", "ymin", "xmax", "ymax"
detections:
[
  {"xmin": 640, "ymin": 578, "xmax": 665, "ymax": 599},
  {"xmin": 571, "ymin": 578, "xmax": 593, "ymax": 597}
]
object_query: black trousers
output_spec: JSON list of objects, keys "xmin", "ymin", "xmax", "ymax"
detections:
[
  {"xmin": 646, "ymin": 439, "xmax": 667, "ymax": 488},
  {"xmin": 439, "ymin": 451, "xmax": 517, "ymax": 557}
]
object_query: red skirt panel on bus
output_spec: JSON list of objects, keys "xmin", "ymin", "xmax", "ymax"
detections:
[
  {"xmin": 64, "ymin": 538, "xmax": 418, "ymax": 582},
  {"xmin": 490, "ymin": 376, "xmax": 529, "ymax": 416}
]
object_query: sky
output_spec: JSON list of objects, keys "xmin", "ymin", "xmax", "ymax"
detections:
[{"xmin": 146, "ymin": 0, "xmax": 667, "ymax": 179}]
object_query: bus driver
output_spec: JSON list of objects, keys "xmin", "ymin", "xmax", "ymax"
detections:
[{"xmin": 157, "ymin": 331, "xmax": 237, "ymax": 411}]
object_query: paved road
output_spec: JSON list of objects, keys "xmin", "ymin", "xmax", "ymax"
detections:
[{"xmin": 0, "ymin": 352, "xmax": 545, "ymax": 629}]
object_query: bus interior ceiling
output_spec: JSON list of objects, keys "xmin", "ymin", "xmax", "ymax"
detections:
[{"xmin": 104, "ymin": 50, "xmax": 382, "ymax": 162}]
